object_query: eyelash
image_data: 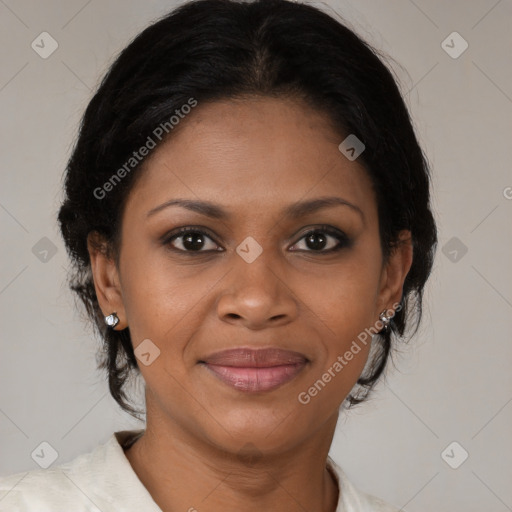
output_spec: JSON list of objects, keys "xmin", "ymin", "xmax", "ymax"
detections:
[{"xmin": 162, "ymin": 225, "xmax": 351, "ymax": 255}]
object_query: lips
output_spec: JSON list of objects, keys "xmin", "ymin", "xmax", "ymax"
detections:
[
  {"xmin": 199, "ymin": 347, "xmax": 308, "ymax": 367},
  {"xmin": 198, "ymin": 348, "xmax": 309, "ymax": 393}
]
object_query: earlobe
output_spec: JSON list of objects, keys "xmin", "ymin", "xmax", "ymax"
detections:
[{"xmin": 87, "ymin": 231, "xmax": 127, "ymax": 330}]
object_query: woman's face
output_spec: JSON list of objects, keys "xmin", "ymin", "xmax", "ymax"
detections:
[{"xmin": 89, "ymin": 96, "xmax": 412, "ymax": 455}]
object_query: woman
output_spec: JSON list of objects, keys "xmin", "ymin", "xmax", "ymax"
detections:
[{"xmin": 0, "ymin": 0, "xmax": 437, "ymax": 510}]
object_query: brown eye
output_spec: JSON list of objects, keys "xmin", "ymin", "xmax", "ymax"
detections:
[
  {"xmin": 164, "ymin": 228, "xmax": 221, "ymax": 252},
  {"xmin": 290, "ymin": 226, "xmax": 351, "ymax": 253}
]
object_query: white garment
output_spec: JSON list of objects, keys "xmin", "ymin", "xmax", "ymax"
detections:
[{"xmin": 0, "ymin": 429, "xmax": 399, "ymax": 512}]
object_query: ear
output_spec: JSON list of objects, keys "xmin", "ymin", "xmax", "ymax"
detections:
[
  {"xmin": 87, "ymin": 231, "xmax": 127, "ymax": 330},
  {"xmin": 375, "ymin": 229, "xmax": 413, "ymax": 317}
]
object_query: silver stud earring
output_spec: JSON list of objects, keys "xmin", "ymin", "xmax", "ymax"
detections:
[
  {"xmin": 104, "ymin": 312, "xmax": 120, "ymax": 329},
  {"xmin": 378, "ymin": 309, "xmax": 392, "ymax": 333}
]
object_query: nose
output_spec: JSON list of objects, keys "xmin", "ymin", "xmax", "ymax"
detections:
[{"xmin": 216, "ymin": 251, "xmax": 298, "ymax": 330}]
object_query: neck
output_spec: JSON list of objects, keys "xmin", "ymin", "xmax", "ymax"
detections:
[{"xmin": 123, "ymin": 414, "xmax": 340, "ymax": 512}]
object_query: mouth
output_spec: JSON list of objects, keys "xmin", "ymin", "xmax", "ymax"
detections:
[
  {"xmin": 199, "ymin": 362, "xmax": 308, "ymax": 392},
  {"xmin": 198, "ymin": 347, "xmax": 309, "ymax": 393}
]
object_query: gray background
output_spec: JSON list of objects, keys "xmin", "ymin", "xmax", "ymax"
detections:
[{"xmin": 1, "ymin": 1, "xmax": 511, "ymax": 510}]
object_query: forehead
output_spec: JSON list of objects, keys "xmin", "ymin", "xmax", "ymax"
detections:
[{"xmin": 124, "ymin": 96, "xmax": 377, "ymax": 221}]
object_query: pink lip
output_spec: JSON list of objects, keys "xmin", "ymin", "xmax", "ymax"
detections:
[
  {"xmin": 201, "ymin": 362, "xmax": 307, "ymax": 392},
  {"xmin": 198, "ymin": 347, "xmax": 309, "ymax": 392}
]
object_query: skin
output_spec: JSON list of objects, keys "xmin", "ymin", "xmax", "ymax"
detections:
[{"xmin": 88, "ymin": 96, "xmax": 413, "ymax": 512}]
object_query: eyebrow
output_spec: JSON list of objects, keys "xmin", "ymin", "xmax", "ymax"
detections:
[{"xmin": 146, "ymin": 196, "xmax": 364, "ymax": 221}]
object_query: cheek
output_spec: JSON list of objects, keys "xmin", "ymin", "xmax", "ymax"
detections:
[
  {"xmin": 118, "ymin": 244, "xmax": 194, "ymax": 343},
  {"xmin": 298, "ymin": 277, "xmax": 376, "ymax": 406},
  {"xmin": 302, "ymin": 258, "xmax": 381, "ymax": 334},
  {"xmin": 294, "ymin": 253, "xmax": 381, "ymax": 381},
  {"xmin": 118, "ymin": 245, "xmax": 222, "ymax": 374}
]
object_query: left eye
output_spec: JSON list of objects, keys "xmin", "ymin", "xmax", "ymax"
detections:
[{"xmin": 290, "ymin": 228, "xmax": 349, "ymax": 253}]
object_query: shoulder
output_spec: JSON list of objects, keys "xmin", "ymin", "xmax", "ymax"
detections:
[
  {"xmin": 327, "ymin": 456, "xmax": 400, "ymax": 512},
  {"xmin": 0, "ymin": 431, "xmax": 142, "ymax": 512},
  {"xmin": 0, "ymin": 465, "xmax": 89, "ymax": 512}
]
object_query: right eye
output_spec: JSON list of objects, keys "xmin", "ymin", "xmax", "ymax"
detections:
[{"xmin": 163, "ymin": 227, "xmax": 223, "ymax": 253}]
